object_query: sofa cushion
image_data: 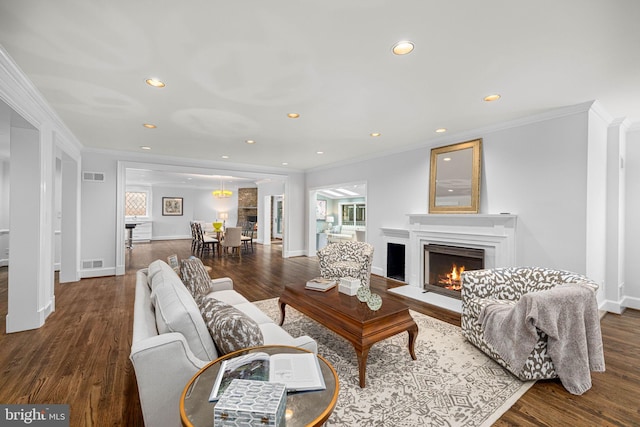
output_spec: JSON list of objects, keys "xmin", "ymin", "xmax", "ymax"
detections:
[
  {"xmin": 180, "ymin": 257, "xmax": 211, "ymax": 297},
  {"xmin": 198, "ymin": 296, "xmax": 264, "ymax": 355},
  {"xmin": 150, "ymin": 262, "xmax": 217, "ymax": 361}
]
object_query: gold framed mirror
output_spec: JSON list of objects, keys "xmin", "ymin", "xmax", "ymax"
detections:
[{"xmin": 429, "ymin": 138, "xmax": 482, "ymax": 214}]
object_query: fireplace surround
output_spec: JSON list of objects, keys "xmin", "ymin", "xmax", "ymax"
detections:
[{"xmin": 381, "ymin": 214, "xmax": 517, "ymax": 302}]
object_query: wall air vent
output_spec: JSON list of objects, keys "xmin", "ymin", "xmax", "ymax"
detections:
[
  {"xmin": 82, "ymin": 171, "xmax": 105, "ymax": 182},
  {"xmin": 82, "ymin": 259, "xmax": 104, "ymax": 269}
]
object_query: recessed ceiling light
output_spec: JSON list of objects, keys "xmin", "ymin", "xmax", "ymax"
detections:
[
  {"xmin": 435, "ymin": 128, "xmax": 447, "ymax": 133},
  {"xmin": 483, "ymin": 93, "xmax": 501, "ymax": 102},
  {"xmin": 221, "ymin": 155, "xmax": 229, "ymax": 159},
  {"xmin": 443, "ymin": 157, "xmax": 452, "ymax": 162},
  {"xmin": 282, "ymin": 162, "xmax": 289, "ymax": 166},
  {"xmin": 392, "ymin": 41, "xmax": 414, "ymax": 55},
  {"xmin": 370, "ymin": 132, "xmax": 381, "ymax": 137},
  {"xmin": 316, "ymin": 151, "xmax": 324, "ymax": 155},
  {"xmin": 140, "ymin": 146, "xmax": 152, "ymax": 150},
  {"xmin": 287, "ymin": 113, "xmax": 300, "ymax": 119},
  {"xmin": 448, "ymin": 189, "xmax": 454, "ymax": 192},
  {"xmin": 143, "ymin": 123, "xmax": 156, "ymax": 129},
  {"xmin": 145, "ymin": 78, "xmax": 165, "ymax": 88},
  {"xmin": 245, "ymin": 139, "xmax": 256, "ymax": 144}
]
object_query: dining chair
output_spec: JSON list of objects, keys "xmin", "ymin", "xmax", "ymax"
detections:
[
  {"xmin": 190, "ymin": 222, "xmax": 199, "ymax": 252},
  {"xmin": 194, "ymin": 222, "xmax": 217, "ymax": 255},
  {"xmin": 220, "ymin": 227, "xmax": 242, "ymax": 257},
  {"xmin": 241, "ymin": 221, "xmax": 255, "ymax": 252}
]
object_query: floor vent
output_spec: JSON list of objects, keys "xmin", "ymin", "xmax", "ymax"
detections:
[
  {"xmin": 82, "ymin": 171, "xmax": 105, "ymax": 182},
  {"xmin": 82, "ymin": 259, "xmax": 104, "ymax": 269}
]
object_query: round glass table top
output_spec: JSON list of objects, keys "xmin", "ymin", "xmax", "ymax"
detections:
[{"xmin": 180, "ymin": 345, "xmax": 339, "ymax": 427}]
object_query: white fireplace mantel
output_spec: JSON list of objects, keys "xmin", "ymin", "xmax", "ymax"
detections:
[{"xmin": 382, "ymin": 214, "xmax": 517, "ymax": 290}]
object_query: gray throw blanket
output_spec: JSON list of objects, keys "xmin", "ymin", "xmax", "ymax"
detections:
[{"xmin": 479, "ymin": 284, "xmax": 605, "ymax": 395}]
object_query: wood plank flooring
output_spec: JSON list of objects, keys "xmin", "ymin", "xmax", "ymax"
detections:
[{"xmin": 0, "ymin": 240, "xmax": 638, "ymax": 426}]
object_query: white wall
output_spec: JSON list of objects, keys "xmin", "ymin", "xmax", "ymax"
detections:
[
  {"xmin": 80, "ymin": 150, "xmax": 303, "ymax": 275},
  {"xmin": 151, "ymin": 186, "xmax": 196, "ymax": 239},
  {"xmin": 149, "ymin": 185, "xmax": 249, "ymax": 239},
  {"xmin": 285, "ymin": 171, "xmax": 306, "ymax": 257},
  {"xmin": 624, "ymin": 126, "xmax": 640, "ymax": 308},
  {"xmin": 307, "ymin": 106, "xmax": 599, "ymax": 283},
  {"xmin": 0, "ymin": 159, "xmax": 9, "ymax": 266},
  {"xmin": 81, "ymin": 151, "xmax": 119, "ymax": 274}
]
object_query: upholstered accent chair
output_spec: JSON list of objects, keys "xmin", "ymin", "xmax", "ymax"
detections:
[
  {"xmin": 460, "ymin": 266, "xmax": 599, "ymax": 381},
  {"xmin": 317, "ymin": 241, "xmax": 374, "ymax": 287}
]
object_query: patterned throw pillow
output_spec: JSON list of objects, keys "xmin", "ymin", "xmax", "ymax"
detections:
[
  {"xmin": 180, "ymin": 257, "xmax": 211, "ymax": 297},
  {"xmin": 198, "ymin": 297, "xmax": 264, "ymax": 355}
]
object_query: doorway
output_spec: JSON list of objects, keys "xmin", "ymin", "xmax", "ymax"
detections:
[
  {"xmin": 308, "ymin": 182, "xmax": 367, "ymax": 256},
  {"xmin": 272, "ymin": 195, "xmax": 284, "ymax": 240}
]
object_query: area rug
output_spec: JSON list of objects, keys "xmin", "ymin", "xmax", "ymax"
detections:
[{"xmin": 253, "ymin": 298, "xmax": 535, "ymax": 427}]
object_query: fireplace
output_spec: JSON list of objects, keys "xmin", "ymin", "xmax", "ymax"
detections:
[
  {"xmin": 424, "ymin": 244, "xmax": 484, "ymax": 299},
  {"xmin": 386, "ymin": 243, "xmax": 406, "ymax": 282}
]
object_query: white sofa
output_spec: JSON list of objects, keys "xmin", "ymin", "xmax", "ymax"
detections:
[
  {"xmin": 130, "ymin": 260, "xmax": 317, "ymax": 427},
  {"xmin": 326, "ymin": 225, "xmax": 365, "ymax": 244}
]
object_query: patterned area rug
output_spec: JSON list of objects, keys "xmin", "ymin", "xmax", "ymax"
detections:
[{"xmin": 253, "ymin": 298, "xmax": 535, "ymax": 427}]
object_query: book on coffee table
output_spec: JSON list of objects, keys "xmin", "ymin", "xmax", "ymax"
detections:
[
  {"xmin": 209, "ymin": 352, "xmax": 326, "ymax": 401},
  {"xmin": 305, "ymin": 277, "xmax": 337, "ymax": 292}
]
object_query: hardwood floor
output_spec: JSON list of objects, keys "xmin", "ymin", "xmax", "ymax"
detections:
[{"xmin": 0, "ymin": 240, "xmax": 638, "ymax": 426}]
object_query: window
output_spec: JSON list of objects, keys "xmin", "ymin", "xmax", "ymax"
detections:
[
  {"xmin": 340, "ymin": 203, "xmax": 366, "ymax": 226},
  {"xmin": 125, "ymin": 191, "xmax": 149, "ymax": 217}
]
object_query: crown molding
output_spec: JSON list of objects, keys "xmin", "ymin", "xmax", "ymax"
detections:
[
  {"xmin": 307, "ymin": 101, "xmax": 598, "ymax": 174},
  {"xmin": 628, "ymin": 121, "xmax": 640, "ymax": 132},
  {"xmin": 589, "ymin": 100, "xmax": 614, "ymax": 124},
  {"xmin": 87, "ymin": 146, "xmax": 296, "ymax": 180},
  {"xmin": 0, "ymin": 46, "xmax": 83, "ymax": 157}
]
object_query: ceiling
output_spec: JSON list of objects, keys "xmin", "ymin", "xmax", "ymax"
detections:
[
  {"xmin": 0, "ymin": 1, "xmax": 639, "ymax": 171},
  {"xmin": 317, "ymin": 184, "xmax": 366, "ymax": 200}
]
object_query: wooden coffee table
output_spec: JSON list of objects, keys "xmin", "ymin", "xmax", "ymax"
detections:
[{"xmin": 279, "ymin": 282, "xmax": 418, "ymax": 387}]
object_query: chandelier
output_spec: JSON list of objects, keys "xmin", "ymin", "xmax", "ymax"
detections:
[{"xmin": 212, "ymin": 180, "xmax": 232, "ymax": 198}]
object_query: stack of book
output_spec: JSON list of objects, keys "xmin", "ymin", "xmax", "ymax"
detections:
[{"xmin": 305, "ymin": 277, "xmax": 337, "ymax": 292}]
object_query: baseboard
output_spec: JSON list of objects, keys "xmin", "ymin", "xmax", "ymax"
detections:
[
  {"xmin": 152, "ymin": 235, "xmax": 191, "ymax": 241},
  {"xmin": 621, "ymin": 295, "xmax": 640, "ymax": 310},
  {"xmin": 81, "ymin": 267, "xmax": 117, "ymax": 278},
  {"xmin": 0, "ymin": 258, "xmax": 7, "ymax": 267},
  {"xmin": 599, "ymin": 299, "xmax": 625, "ymax": 314},
  {"xmin": 284, "ymin": 249, "xmax": 306, "ymax": 258},
  {"xmin": 371, "ymin": 266, "xmax": 384, "ymax": 277}
]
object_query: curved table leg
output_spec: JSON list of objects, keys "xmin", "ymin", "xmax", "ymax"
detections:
[
  {"xmin": 278, "ymin": 301, "xmax": 287, "ymax": 326},
  {"xmin": 407, "ymin": 322, "xmax": 418, "ymax": 360},
  {"xmin": 356, "ymin": 346, "xmax": 370, "ymax": 388}
]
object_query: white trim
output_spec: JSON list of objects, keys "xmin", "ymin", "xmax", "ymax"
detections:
[
  {"xmin": 621, "ymin": 295, "xmax": 640, "ymax": 311},
  {"xmin": 0, "ymin": 46, "xmax": 83, "ymax": 154},
  {"xmin": 152, "ymin": 235, "xmax": 191, "ymax": 241},
  {"xmin": 81, "ymin": 267, "xmax": 117, "ymax": 278}
]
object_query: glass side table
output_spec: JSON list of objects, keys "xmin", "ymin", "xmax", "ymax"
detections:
[{"xmin": 180, "ymin": 345, "xmax": 339, "ymax": 427}]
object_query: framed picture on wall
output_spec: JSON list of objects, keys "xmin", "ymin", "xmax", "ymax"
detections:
[
  {"xmin": 162, "ymin": 197, "xmax": 183, "ymax": 216},
  {"xmin": 316, "ymin": 199, "xmax": 327, "ymax": 220}
]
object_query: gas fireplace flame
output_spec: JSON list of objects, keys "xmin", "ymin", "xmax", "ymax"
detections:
[
  {"xmin": 449, "ymin": 264, "xmax": 465, "ymax": 281},
  {"xmin": 438, "ymin": 264, "xmax": 466, "ymax": 291}
]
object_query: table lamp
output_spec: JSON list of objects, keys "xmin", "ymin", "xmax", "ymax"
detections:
[
  {"xmin": 219, "ymin": 212, "xmax": 229, "ymax": 229},
  {"xmin": 325, "ymin": 215, "xmax": 334, "ymax": 231}
]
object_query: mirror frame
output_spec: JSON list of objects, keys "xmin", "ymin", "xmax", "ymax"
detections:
[{"xmin": 429, "ymin": 138, "xmax": 482, "ymax": 214}]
